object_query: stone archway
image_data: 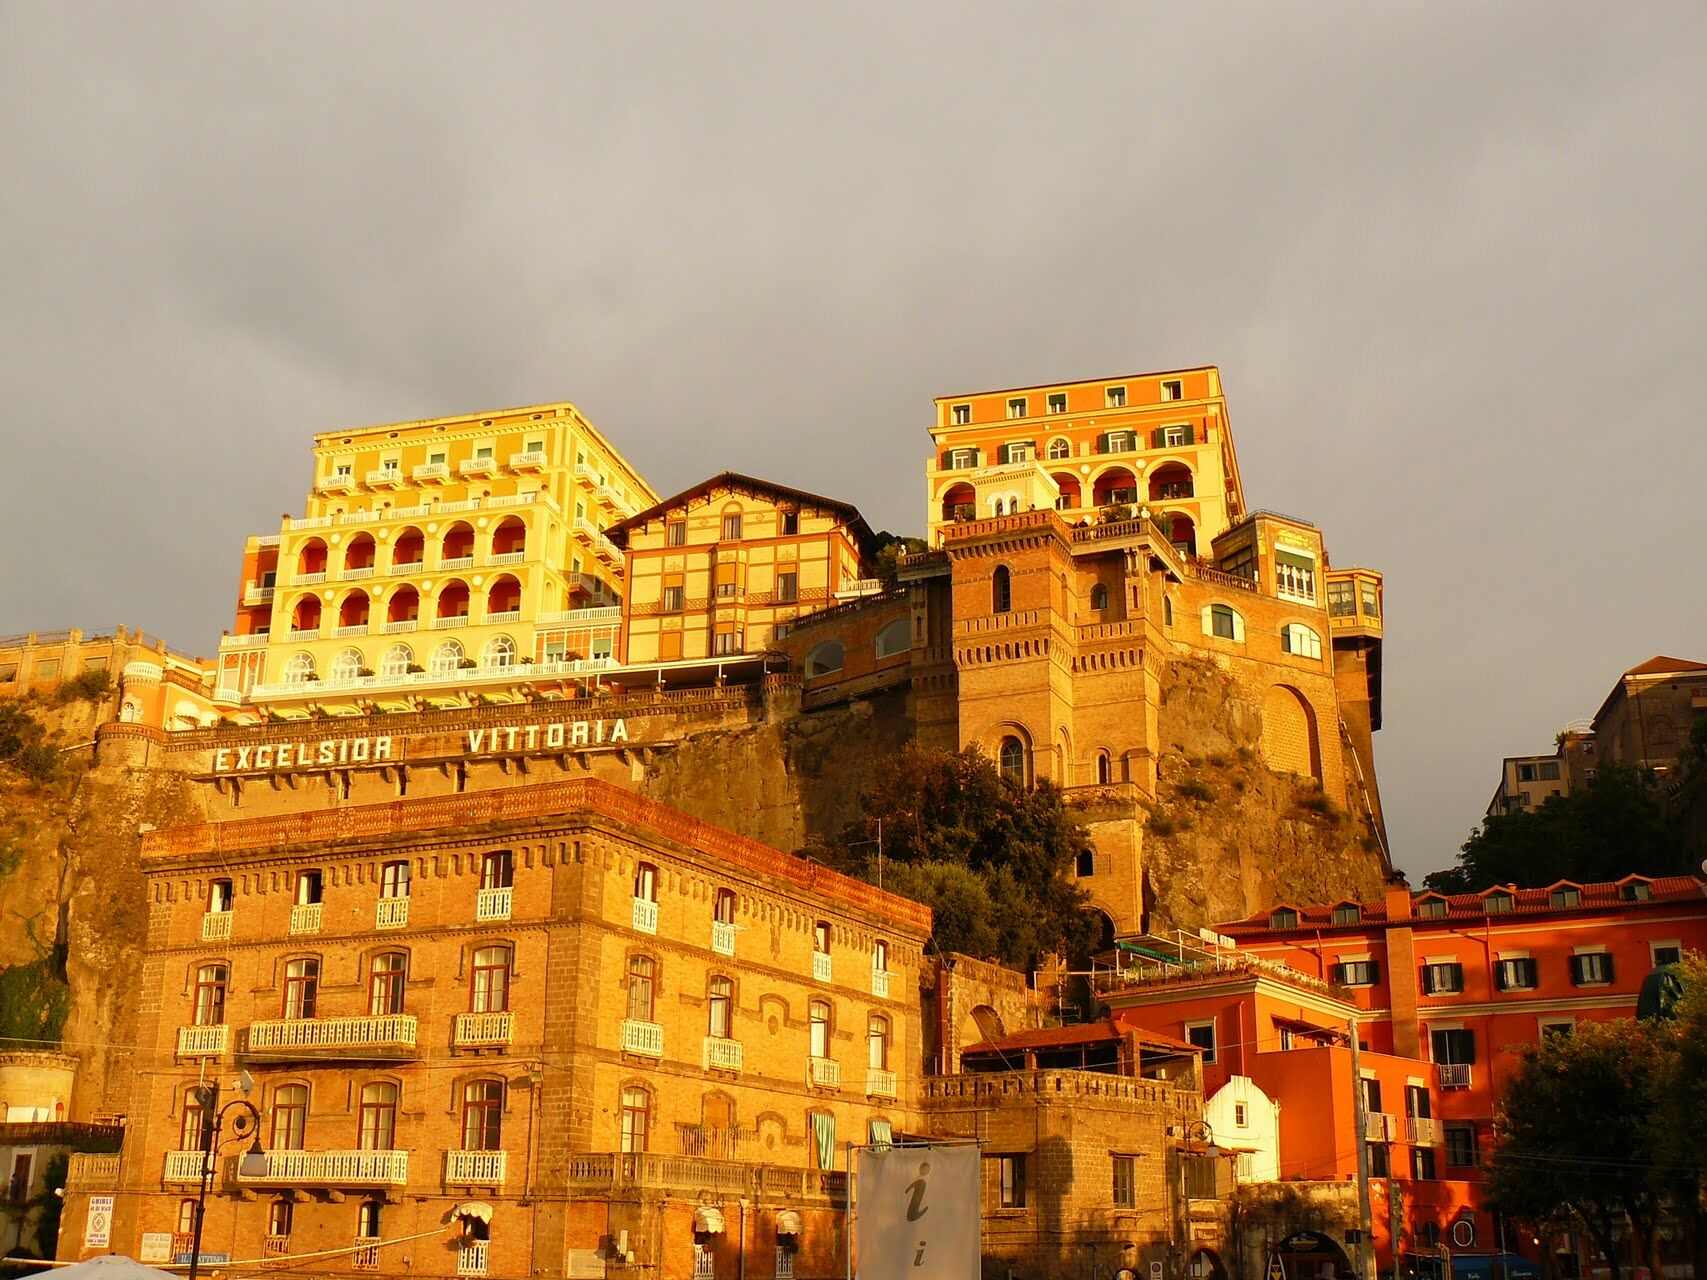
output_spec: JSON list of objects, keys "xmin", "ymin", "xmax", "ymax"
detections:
[{"xmin": 1261, "ymin": 685, "xmax": 1322, "ymax": 781}]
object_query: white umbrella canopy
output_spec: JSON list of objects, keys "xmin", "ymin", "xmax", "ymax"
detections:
[{"xmin": 19, "ymin": 1257, "xmax": 181, "ymax": 1280}]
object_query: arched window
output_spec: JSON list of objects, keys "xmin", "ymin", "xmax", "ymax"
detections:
[
  {"xmin": 282, "ymin": 958, "xmax": 319, "ymax": 1019},
  {"xmin": 180, "ymin": 1088, "xmax": 209, "ymax": 1151},
  {"xmin": 809, "ymin": 1000, "xmax": 832, "ymax": 1059},
  {"xmin": 875, "ymin": 618, "xmax": 911, "ymax": 660},
  {"xmin": 805, "ymin": 642, "xmax": 844, "ymax": 677},
  {"xmin": 1096, "ymin": 752, "xmax": 1113, "ymax": 785},
  {"xmin": 998, "ymin": 736, "xmax": 1026, "ymax": 785},
  {"xmin": 270, "ymin": 1084, "xmax": 308, "ymax": 1150},
  {"xmin": 358, "ymin": 1083, "xmax": 398, "ymax": 1150},
  {"xmin": 176, "ymin": 1198, "xmax": 197, "ymax": 1236},
  {"xmin": 714, "ymin": 888, "xmax": 737, "ymax": 925},
  {"xmin": 1090, "ymin": 583, "xmax": 1109, "ymax": 611},
  {"xmin": 626, "ymin": 956, "xmax": 656, "ymax": 1022},
  {"xmin": 330, "ymin": 648, "xmax": 363, "ymax": 682},
  {"xmin": 194, "ymin": 964, "xmax": 228, "ymax": 1026},
  {"xmin": 356, "ymin": 1199, "xmax": 383, "ymax": 1241},
  {"xmin": 1280, "ymin": 623, "xmax": 1323, "ymax": 660},
  {"xmin": 380, "ymin": 644, "xmax": 413, "ymax": 678},
  {"xmin": 368, "ymin": 952, "xmax": 407, "ymax": 1016},
  {"xmin": 1046, "ymin": 438, "xmax": 1071, "ymax": 460},
  {"xmin": 620, "ymin": 1086, "xmax": 651, "ymax": 1153},
  {"xmin": 813, "ymin": 921, "xmax": 832, "ymax": 956},
  {"xmin": 867, "ymin": 1014, "xmax": 890, "ymax": 1070},
  {"xmin": 461, "ymin": 1080, "xmax": 504, "ymax": 1151},
  {"xmin": 1204, "ymin": 604, "xmax": 1244, "ymax": 642},
  {"xmin": 633, "ymin": 862, "xmax": 658, "ymax": 902},
  {"xmin": 470, "ymin": 946, "xmax": 511, "ymax": 1013},
  {"xmin": 282, "ymin": 652, "xmax": 317, "ymax": 684},
  {"xmin": 267, "ymin": 1198, "xmax": 293, "ymax": 1241},
  {"xmin": 431, "ymin": 640, "xmax": 464, "ymax": 674},
  {"xmin": 991, "ymin": 498, "xmax": 1006, "ymax": 517},
  {"xmin": 708, "ymin": 976, "xmax": 734, "ymax": 1039},
  {"xmin": 1164, "ymin": 596, "xmax": 1174, "ymax": 627},
  {"xmin": 991, "ymin": 566, "xmax": 1012, "ymax": 614},
  {"xmin": 480, "ymin": 635, "xmax": 517, "ymax": 668},
  {"xmin": 1076, "ymin": 849, "xmax": 1095, "ymax": 877}
]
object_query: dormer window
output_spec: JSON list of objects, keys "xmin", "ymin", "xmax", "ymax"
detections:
[
  {"xmin": 952, "ymin": 404, "xmax": 971, "ymax": 425},
  {"xmin": 1622, "ymin": 880, "xmax": 1652, "ymax": 902},
  {"xmin": 1484, "ymin": 891, "xmax": 1514, "ymax": 915},
  {"xmin": 1417, "ymin": 897, "xmax": 1448, "ymax": 919},
  {"xmin": 1550, "ymin": 886, "xmax": 1582, "ymax": 909},
  {"xmin": 1331, "ymin": 903, "xmax": 1360, "ymax": 926},
  {"xmin": 1270, "ymin": 907, "xmax": 1299, "ymax": 930}
]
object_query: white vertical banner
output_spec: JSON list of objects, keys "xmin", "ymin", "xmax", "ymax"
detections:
[
  {"xmin": 84, "ymin": 1195, "xmax": 114, "ymax": 1248},
  {"xmin": 855, "ymin": 1143, "xmax": 979, "ymax": 1280}
]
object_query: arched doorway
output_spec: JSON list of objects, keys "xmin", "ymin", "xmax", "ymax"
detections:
[
  {"xmin": 1189, "ymin": 1249, "xmax": 1228, "ymax": 1280},
  {"xmin": 1148, "ymin": 462, "xmax": 1194, "ymax": 502},
  {"xmin": 939, "ymin": 483, "xmax": 975, "ymax": 523},
  {"xmin": 1270, "ymin": 1231, "xmax": 1353, "ymax": 1280},
  {"xmin": 1092, "ymin": 467, "xmax": 1138, "ymax": 509},
  {"xmin": 1051, "ymin": 472, "xmax": 1081, "ymax": 511}
]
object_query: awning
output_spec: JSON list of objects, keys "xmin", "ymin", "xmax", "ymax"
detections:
[
  {"xmin": 453, "ymin": 1202, "xmax": 494, "ymax": 1224},
  {"xmin": 775, "ymin": 1210, "xmax": 804, "ymax": 1236},
  {"xmin": 693, "ymin": 1206, "xmax": 726, "ymax": 1234}
]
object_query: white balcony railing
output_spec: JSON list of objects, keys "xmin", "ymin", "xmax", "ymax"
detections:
[
  {"xmin": 412, "ymin": 462, "xmax": 450, "ymax": 483},
  {"xmin": 201, "ymin": 910, "xmax": 233, "ymax": 941},
  {"xmin": 711, "ymin": 921, "xmax": 737, "ymax": 957},
  {"xmin": 459, "ymin": 457, "xmax": 498, "ymax": 477},
  {"xmin": 808, "ymin": 1057, "xmax": 841, "ymax": 1089},
  {"xmin": 288, "ymin": 628, "xmax": 320, "ymax": 641},
  {"xmin": 866, "ymin": 1068, "xmax": 897, "ymax": 1098},
  {"xmin": 340, "ymin": 565, "xmax": 375, "ymax": 580},
  {"xmin": 812, "ymin": 952, "xmax": 833, "ymax": 984},
  {"xmin": 290, "ymin": 903, "xmax": 322, "ymax": 935},
  {"xmin": 477, "ymin": 887, "xmax": 512, "ymax": 921},
  {"xmin": 382, "ymin": 619, "xmax": 417, "ymax": 633},
  {"xmin": 239, "ymin": 1150, "xmax": 410, "ymax": 1186},
  {"xmin": 163, "ymin": 1150, "xmax": 206, "ymax": 1183},
  {"xmin": 704, "ymin": 1036, "xmax": 744, "ymax": 1072},
  {"xmin": 1407, "ymin": 1115, "xmax": 1442, "ymax": 1145},
  {"xmin": 432, "ymin": 615, "xmax": 471, "ymax": 630},
  {"xmin": 457, "ymin": 1241, "xmax": 489, "ymax": 1277},
  {"xmin": 177, "ymin": 1024, "xmax": 229, "ymax": 1058},
  {"xmin": 437, "ymin": 555, "xmax": 475, "ymax": 570},
  {"xmin": 1364, "ymin": 1112, "xmax": 1394, "ymax": 1142},
  {"xmin": 509, "ymin": 450, "xmax": 548, "ymax": 470},
  {"xmin": 335, "ymin": 624, "xmax": 370, "ymax": 638},
  {"xmin": 484, "ymin": 610, "xmax": 522, "ymax": 624},
  {"xmin": 1437, "ymin": 1063, "xmax": 1473, "ymax": 1090},
  {"xmin": 375, "ymin": 896, "xmax": 410, "ymax": 929},
  {"xmin": 632, "ymin": 897, "xmax": 659, "ymax": 935},
  {"xmin": 318, "ymin": 474, "xmax": 358, "ymax": 494},
  {"xmin": 248, "ymin": 656, "xmax": 620, "ymax": 700},
  {"xmin": 388, "ymin": 559, "xmax": 424, "ymax": 576},
  {"xmin": 486, "ymin": 551, "xmax": 526, "ymax": 566},
  {"xmin": 365, "ymin": 468, "xmax": 404, "ymax": 488},
  {"xmin": 871, "ymin": 969, "xmax": 891, "ymax": 999},
  {"xmin": 535, "ymin": 605, "xmax": 622, "ymax": 626},
  {"xmin": 622, "ymin": 1019, "xmax": 664, "ymax": 1057},
  {"xmin": 294, "ymin": 571, "xmax": 327, "ymax": 584},
  {"xmin": 445, "ymin": 1150, "xmax": 507, "ymax": 1186},
  {"xmin": 247, "ymin": 1014, "xmax": 418, "ymax": 1052},
  {"xmin": 453, "ymin": 1011, "xmax": 513, "ymax": 1047},
  {"xmin": 242, "ymin": 585, "xmax": 274, "ymax": 606}
]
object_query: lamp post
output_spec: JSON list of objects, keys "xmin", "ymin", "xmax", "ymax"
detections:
[
  {"xmin": 1176, "ymin": 1120, "xmax": 1221, "ymax": 1279},
  {"xmin": 186, "ymin": 1073, "xmax": 268, "ymax": 1280}
]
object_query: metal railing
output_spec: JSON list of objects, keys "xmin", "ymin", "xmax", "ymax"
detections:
[
  {"xmin": 444, "ymin": 1150, "xmax": 506, "ymax": 1185},
  {"xmin": 247, "ymin": 1014, "xmax": 418, "ymax": 1052},
  {"xmin": 1437, "ymin": 1063, "xmax": 1473, "ymax": 1090},
  {"xmin": 622, "ymin": 1019, "xmax": 664, "ymax": 1058},
  {"xmin": 453, "ymin": 1011, "xmax": 513, "ymax": 1047},
  {"xmin": 1407, "ymin": 1115, "xmax": 1441, "ymax": 1145},
  {"xmin": 703, "ymin": 1037, "xmax": 744, "ymax": 1072},
  {"xmin": 1364, "ymin": 1112, "xmax": 1395, "ymax": 1142}
]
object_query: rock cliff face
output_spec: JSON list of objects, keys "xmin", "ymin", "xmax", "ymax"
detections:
[{"xmin": 1140, "ymin": 655, "xmax": 1390, "ymax": 933}]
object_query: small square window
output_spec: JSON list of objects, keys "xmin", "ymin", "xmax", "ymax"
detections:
[
  {"xmin": 1006, "ymin": 397, "xmax": 1027, "ymax": 419},
  {"xmin": 1160, "ymin": 379, "xmax": 1183, "ymax": 401},
  {"xmin": 1046, "ymin": 393, "xmax": 1067, "ymax": 414},
  {"xmin": 1105, "ymin": 386, "xmax": 1126, "ymax": 407},
  {"xmin": 1184, "ymin": 1019, "xmax": 1217, "ymax": 1063},
  {"xmin": 721, "ymin": 514, "xmax": 743, "ymax": 541},
  {"xmin": 1653, "ymin": 944, "xmax": 1683, "ymax": 968},
  {"xmin": 667, "ymin": 521, "xmax": 687, "ymax": 547},
  {"xmin": 952, "ymin": 404, "xmax": 971, "ymax": 425}
]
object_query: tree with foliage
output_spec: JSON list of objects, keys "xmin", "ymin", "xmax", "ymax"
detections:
[
  {"xmin": 807, "ymin": 744, "xmax": 1099, "ymax": 970},
  {"xmin": 1654, "ymin": 954, "xmax": 1707, "ymax": 1280},
  {"xmin": 1423, "ymin": 763, "xmax": 1689, "ymax": 893},
  {"xmin": 869, "ymin": 530, "xmax": 929, "ymax": 589},
  {"xmin": 0, "ymin": 703, "xmax": 58, "ymax": 783},
  {"xmin": 1488, "ymin": 1018, "xmax": 1675, "ymax": 1280}
]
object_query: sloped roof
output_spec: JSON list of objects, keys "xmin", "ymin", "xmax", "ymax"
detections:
[
  {"xmin": 1625, "ymin": 655, "xmax": 1707, "ymax": 678},
  {"xmin": 964, "ymin": 1020, "xmax": 1200, "ymax": 1056},
  {"xmin": 1222, "ymin": 877, "xmax": 1705, "ymax": 936},
  {"xmin": 603, "ymin": 471, "xmax": 875, "ymax": 550}
]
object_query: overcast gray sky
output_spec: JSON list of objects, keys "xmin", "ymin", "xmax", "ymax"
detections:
[{"xmin": 3, "ymin": 2, "xmax": 1704, "ymax": 879}]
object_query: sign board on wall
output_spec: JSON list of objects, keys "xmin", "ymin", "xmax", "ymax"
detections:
[
  {"xmin": 564, "ymin": 1250, "xmax": 607, "ymax": 1278},
  {"xmin": 855, "ymin": 1143, "xmax": 979, "ymax": 1280},
  {"xmin": 139, "ymin": 1233, "xmax": 173, "ymax": 1263},
  {"xmin": 83, "ymin": 1196, "xmax": 113, "ymax": 1248}
]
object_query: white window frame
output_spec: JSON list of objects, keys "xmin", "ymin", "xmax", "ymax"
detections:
[
  {"xmin": 1162, "ymin": 424, "xmax": 1188, "ymax": 447},
  {"xmin": 951, "ymin": 404, "xmax": 971, "ymax": 425},
  {"xmin": 1651, "ymin": 939, "xmax": 1684, "ymax": 968},
  {"xmin": 947, "ymin": 448, "xmax": 977, "ymax": 471},
  {"xmin": 1046, "ymin": 393, "xmax": 1067, "ymax": 415},
  {"xmin": 1105, "ymin": 385, "xmax": 1126, "ymax": 407},
  {"xmin": 1160, "ymin": 379, "xmax": 1183, "ymax": 401},
  {"xmin": 1006, "ymin": 397, "xmax": 1027, "ymax": 419},
  {"xmin": 1184, "ymin": 1018, "xmax": 1217, "ymax": 1064}
]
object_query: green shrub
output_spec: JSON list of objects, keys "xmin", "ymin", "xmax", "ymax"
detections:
[
  {"xmin": 1176, "ymin": 778, "xmax": 1216, "ymax": 804},
  {"xmin": 54, "ymin": 668, "xmax": 113, "ymax": 703}
]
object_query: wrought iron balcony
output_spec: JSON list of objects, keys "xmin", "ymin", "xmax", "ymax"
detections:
[{"xmin": 1437, "ymin": 1063, "xmax": 1473, "ymax": 1090}]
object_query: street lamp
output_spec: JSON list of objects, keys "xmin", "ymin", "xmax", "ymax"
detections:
[
  {"xmin": 187, "ymin": 1073, "xmax": 267, "ymax": 1280},
  {"xmin": 1175, "ymin": 1120, "xmax": 1222, "ymax": 1280}
]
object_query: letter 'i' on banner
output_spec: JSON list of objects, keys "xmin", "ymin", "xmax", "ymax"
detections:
[{"xmin": 854, "ymin": 1143, "xmax": 979, "ymax": 1279}]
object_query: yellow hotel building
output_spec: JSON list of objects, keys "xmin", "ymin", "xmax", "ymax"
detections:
[{"xmin": 216, "ymin": 402, "xmax": 656, "ymax": 717}]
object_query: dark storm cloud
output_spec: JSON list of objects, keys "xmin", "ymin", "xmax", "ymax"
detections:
[{"xmin": 3, "ymin": 1, "xmax": 1704, "ymax": 877}]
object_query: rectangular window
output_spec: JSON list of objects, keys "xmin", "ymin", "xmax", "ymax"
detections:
[
  {"xmin": 1360, "ymin": 1077, "xmax": 1382, "ymax": 1114},
  {"xmin": 721, "ymin": 514, "xmax": 743, "ymax": 541},
  {"xmin": 1106, "ymin": 386, "xmax": 1126, "ymax": 407},
  {"xmin": 1405, "ymin": 1084, "xmax": 1431, "ymax": 1120},
  {"xmin": 1360, "ymin": 584, "xmax": 1380, "ymax": 617},
  {"xmin": 1570, "ymin": 952, "xmax": 1614, "ymax": 986},
  {"xmin": 781, "ymin": 511, "xmax": 799, "ymax": 535},
  {"xmin": 1334, "ymin": 960, "xmax": 1380, "ymax": 986},
  {"xmin": 1421, "ymin": 962, "xmax": 1463, "ymax": 995},
  {"xmin": 1184, "ymin": 1019, "xmax": 1217, "ymax": 1064},
  {"xmin": 1367, "ymin": 1143, "xmax": 1389, "ymax": 1178},
  {"xmin": 777, "ymin": 572, "xmax": 798, "ymax": 603},
  {"xmin": 1327, "ymin": 581, "xmax": 1356, "ymax": 617},
  {"xmin": 1540, "ymin": 1018, "xmax": 1574, "ymax": 1038},
  {"xmin": 713, "ymin": 631, "xmax": 741, "ymax": 655},
  {"xmin": 475, "ymin": 445, "xmax": 494, "ymax": 459},
  {"xmin": 997, "ymin": 1155, "xmax": 1026, "ymax": 1208},
  {"xmin": 1494, "ymin": 957, "xmax": 1538, "ymax": 991},
  {"xmin": 1162, "ymin": 425, "xmax": 1187, "ymax": 447},
  {"xmin": 295, "ymin": 871, "xmax": 323, "ymax": 906},
  {"xmin": 1112, "ymin": 1155, "xmax": 1135, "ymax": 1208},
  {"xmin": 1537, "ymin": 761, "xmax": 1561, "ymax": 780},
  {"xmin": 1411, "ymin": 1145, "xmax": 1437, "ymax": 1181},
  {"xmin": 952, "ymin": 403, "xmax": 971, "ymax": 424},
  {"xmin": 1006, "ymin": 397, "xmax": 1027, "ymax": 419},
  {"xmin": 662, "ymin": 586, "xmax": 685, "ymax": 613},
  {"xmin": 1444, "ymin": 1125, "xmax": 1479, "ymax": 1168},
  {"xmin": 1046, "ymin": 393, "xmax": 1067, "ymax": 414},
  {"xmin": 1219, "ymin": 546, "xmax": 1257, "ymax": 581},
  {"xmin": 947, "ymin": 448, "xmax": 977, "ymax": 470},
  {"xmin": 667, "ymin": 521, "xmax": 687, "ymax": 547},
  {"xmin": 1431, "ymin": 1028, "xmax": 1476, "ymax": 1065},
  {"xmin": 1160, "ymin": 379, "xmax": 1183, "ymax": 401},
  {"xmin": 1653, "ymin": 943, "xmax": 1683, "ymax": 968},
  {"xmin": 1005, "ymin": 441, "xmax": 1034, "ymax": 463},
  {"xmin": 1105, "ymin": 430, "xmax": 1134, "ymax": 453},
  {"xmin": 1517, "ymin": 763, "xmax": 1538, "ymax": 783}
]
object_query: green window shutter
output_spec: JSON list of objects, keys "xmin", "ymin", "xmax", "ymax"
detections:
[
  {"xmin": 1151, "ymin": 428, "xmax": 1166, "ymax": 448},
  {"xmin": 1183, "ymin": 425, "xmax": 1195, "ymax": 446},
  {"xmin": 1096, "ymin": 432, "xmax": 1109, "ymax": 455},
  {"xmin": 997, "ymin": 444, "xmax": 1011, "ymax": 465},
  {"xmin": 940, "ymin": 450, "xmax": 953, "ymax": 470}
]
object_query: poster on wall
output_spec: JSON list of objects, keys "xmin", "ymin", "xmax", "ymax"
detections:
[
  {"xmin": 83, "ymin": 1196, "xmax": 113, "ymax": 1248},
  {"xmin": 139, "ymin": 1234, "xmax": 173, "ymax": 1263},
  {"xmin": 854, "ymin": 1143, "xmax": 979, "ymax": 1280}
]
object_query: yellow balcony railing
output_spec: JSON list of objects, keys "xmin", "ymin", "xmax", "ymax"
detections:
[
  {"xmin": 452, "ymin": 1011, "xmax": 513, "ymax": 1048},
  {"xmin": 238, "ymin": 1149, "xmax": 409, "ymax": 1187},
  {"xmin": 246, "ymin": 1015, "xmax": 417, "ymax": 1055}
]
